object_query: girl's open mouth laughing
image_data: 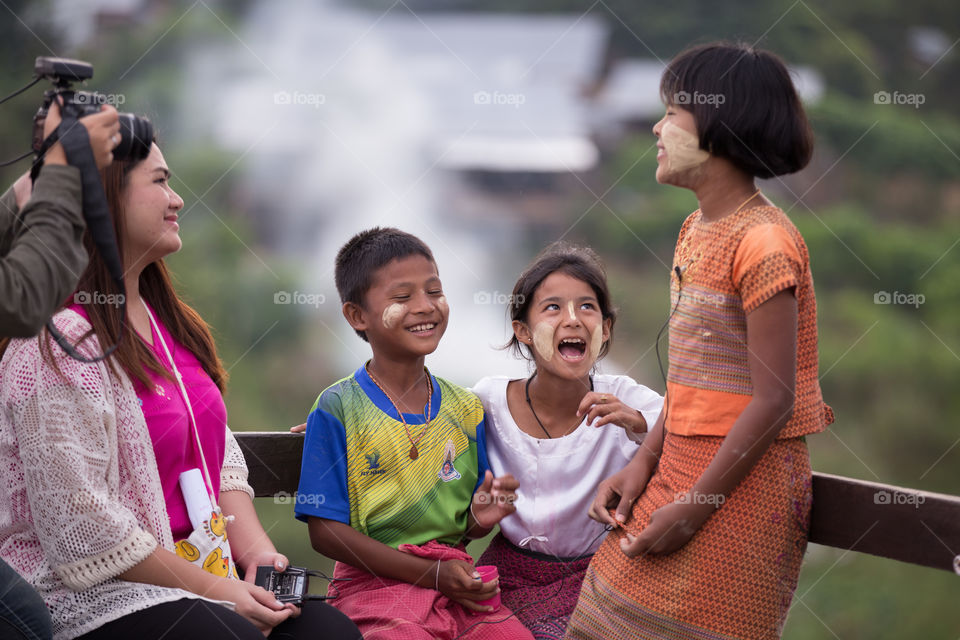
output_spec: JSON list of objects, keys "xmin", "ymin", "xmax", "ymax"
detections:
[{"xmin": 557, "ymin": 337, "xmax": 587, "ymax": 361}]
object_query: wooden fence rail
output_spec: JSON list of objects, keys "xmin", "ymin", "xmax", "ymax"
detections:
[{"xmin": 236, "ymin": 432, "xmax": 960, "ymax": 573}]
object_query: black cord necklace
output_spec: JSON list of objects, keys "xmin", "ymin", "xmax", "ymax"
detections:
[{"xmin": 524, "ymin": 371, "xmax": 594, "ymax": 439}]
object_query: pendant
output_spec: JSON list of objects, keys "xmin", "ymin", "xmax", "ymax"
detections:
[{"xmin": 409, "ymin": 446, "xmax": 418, "ymax": 460}]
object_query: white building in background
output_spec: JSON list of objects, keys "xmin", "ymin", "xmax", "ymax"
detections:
[{"xmin": 369, "ymin": 13, "xmax": 608, "ymax": 174}]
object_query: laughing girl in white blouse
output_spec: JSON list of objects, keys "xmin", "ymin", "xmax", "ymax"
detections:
[{"xmin": 472, "ymin": 242, "xmax": 663, "ymax": 640}]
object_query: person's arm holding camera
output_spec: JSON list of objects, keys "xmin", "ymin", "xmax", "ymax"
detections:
[{"xmin": 0, "ymin": 99, "xmax": 119, "ymax": 338}]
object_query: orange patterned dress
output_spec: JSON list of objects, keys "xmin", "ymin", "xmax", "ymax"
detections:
[{"xmin": 565, "ymin": 206, "xmax": 833, "ymax": 640}]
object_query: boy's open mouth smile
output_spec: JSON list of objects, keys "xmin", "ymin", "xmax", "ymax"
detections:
[
  {"xmin": 407, "ymin": 322, "xmax": 438, "ymax": 335},
  {"xmin": 557, "ymin": 336, "xmax": 587, "ymax": 361}
]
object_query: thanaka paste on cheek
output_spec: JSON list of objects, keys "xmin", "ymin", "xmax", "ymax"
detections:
[
  {"xmin": 589, "ymin": 323, "xmax": 604, "ymax": 362},
  {"xmin": 382, "ymin": 303, "xmax": 405, "ymax": 329},
  {"xmin": 661, "ymin": 121, "xmax": 710, "ymax": 174},
  {"xmin": 436, "ymin": 295, "xmax": 449, "ymax": 315},
  {"xmin": 533, "ymin": 322, "xmax": 556, "ymax": 361}
]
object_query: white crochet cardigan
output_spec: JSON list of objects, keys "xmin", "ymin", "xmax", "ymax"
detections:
[{"xmin": 0, "ymin": 309, "xmax": 255, "ymax": 639}]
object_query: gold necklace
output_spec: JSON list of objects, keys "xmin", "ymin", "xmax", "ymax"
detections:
[
  {"xmin": 676, "ymin": 188, "xmax": 762, "ymax": 283},
  {"xmin": 365, "ymin": 363, "xmax": 433, "ymax": 460}
]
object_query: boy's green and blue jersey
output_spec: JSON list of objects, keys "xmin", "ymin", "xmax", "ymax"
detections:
[{"xmin": 295, "ymin": 365, "xmax": 490, "ymax": 548}]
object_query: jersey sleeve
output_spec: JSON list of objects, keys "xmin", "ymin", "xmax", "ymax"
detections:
[
  {"xmin": 732, "ymin": 223, "xmax": 803, "ymax": 314},
  {"xmin": 295, "ymin": 400, "xmax": 350, "ymax": 524}
]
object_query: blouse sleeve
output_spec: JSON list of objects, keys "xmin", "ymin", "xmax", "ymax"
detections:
[
  {"xmin": 2, "ymin": 312, "xmax": 157, "ymax": 591},
  {"xmin": 220, "ymin": 427, "xmax": 255, "ymax": 500},
  {"xmin": 610, "ymin": 376, "xmax": 665, "ymax": 447},
  {"xmin": 732, "ymin": 223, "xmax": 803, "ymax": 314}
]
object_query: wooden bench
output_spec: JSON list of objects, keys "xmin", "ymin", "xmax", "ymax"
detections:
[{"xmin": 236, "ymin": 432, "xmax": 960, "ymax": 573}]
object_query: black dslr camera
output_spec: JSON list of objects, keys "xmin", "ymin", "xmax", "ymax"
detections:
[{"xmin": 32, "ymin": 56, "xmax": 153, "ymax": 162}]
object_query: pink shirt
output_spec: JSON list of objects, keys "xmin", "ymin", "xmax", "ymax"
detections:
[{"xmin": 69, "ymin": 303, "xmax": 227, "ymax": 540}]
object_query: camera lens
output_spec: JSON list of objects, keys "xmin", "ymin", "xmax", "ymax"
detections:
[{"xmin": 114, "ymin": 113, "xmax": 153, "ymax": 161}]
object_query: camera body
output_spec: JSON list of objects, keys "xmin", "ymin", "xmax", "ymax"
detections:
[
  {"xmin": 253, "ymin": 566, "xmax": 343, "ymax": 606},
  {"xmin": 32, "ymin": 56, "xmax": 153, "ymax": 161},
  {"xmin": 254, "ymin": 566, "xmax": 311, "ymax": 605}
]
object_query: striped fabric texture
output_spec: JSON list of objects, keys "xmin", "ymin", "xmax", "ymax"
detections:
[
  {"xmin": 295, "ymin": 365, "xmax": 488, "ymax": 548},
  {"xmin": 665, "ymin": 206, "xmax": 833, "ymax": 438}
]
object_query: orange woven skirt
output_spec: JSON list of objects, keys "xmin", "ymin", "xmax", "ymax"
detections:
[{"xmin": 565, "ymin": 433, "xmax": 812, "ymax": 640}]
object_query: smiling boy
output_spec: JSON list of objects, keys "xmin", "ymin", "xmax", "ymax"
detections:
[{"xmin": 295, "ymin": 227, "xmax": 533, "ymax": 639}]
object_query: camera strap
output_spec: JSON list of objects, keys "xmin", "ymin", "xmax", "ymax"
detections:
[
  {"xmin": 29, "ymin": 131, "xmax": 59, "ymax": 181},
  {"xmin": 41, "ymin": 117, "xmax": 125, "ymax": 284},
  {"xmin": 34, "ymin": 117, "xmax": 126, "ymax": 363}
]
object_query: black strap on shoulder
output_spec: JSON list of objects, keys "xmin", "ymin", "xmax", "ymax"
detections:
[{"xmin": 35, "ymin": 117, "xmax": 125, "ymax": 363}]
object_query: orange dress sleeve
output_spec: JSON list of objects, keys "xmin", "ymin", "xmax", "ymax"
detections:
[{"xmin": 732, "ymin": 223, "xmax": 802, "ymax": 313}]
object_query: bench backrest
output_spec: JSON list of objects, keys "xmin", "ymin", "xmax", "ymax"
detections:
[{"xmin": 235, "ymin": 432, "xmax": 960, "ymax": 573}]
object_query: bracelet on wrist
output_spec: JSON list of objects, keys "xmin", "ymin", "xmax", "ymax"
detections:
[{"xmin": 465, "ymin": 501, "xmax": 485, "ymax": 538}]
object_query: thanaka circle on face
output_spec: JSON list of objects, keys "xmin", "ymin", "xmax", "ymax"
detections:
[
  {"xmin": 382, "ymin": 303, "xmax": 405, "ymax": 329},
  {"xmin": 589, "ymin": 323, "xmax": 604, "ymax": 361},
  {"xmin": 661, "ymin": 121, "xmax": 709, "ymax": 174},
  {"xmin": 532, "ymin": 322, "xmax": 555, "ymax": 362}
]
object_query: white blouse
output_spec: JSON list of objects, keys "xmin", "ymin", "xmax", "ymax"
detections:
[{"xmin": 473, "ymin": 374, "xmax": 663, "ymax": 558}]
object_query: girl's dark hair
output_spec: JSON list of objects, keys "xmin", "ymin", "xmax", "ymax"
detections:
[
  {"xmin": 506, "ymin": 242, "xmax": 616, "ymax": 361},
  {"xmin": 659, "ymin": 41, "xmax": 814, "ymax": 178}
]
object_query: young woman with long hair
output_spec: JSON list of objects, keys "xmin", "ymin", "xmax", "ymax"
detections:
[{"xmin": 0, "ymin": 140, "xmax": 359, "ymax": 640}]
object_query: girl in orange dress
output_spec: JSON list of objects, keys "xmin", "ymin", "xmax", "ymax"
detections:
[{"xmin": 565, "ymin": 42, "xmax": 833, "ymax": 640}]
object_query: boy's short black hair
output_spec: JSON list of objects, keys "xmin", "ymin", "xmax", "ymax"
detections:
[
  {"xmin": 660, "ymin": 42, "xmax": 814, "ymax": 179},
  {"xmin": 335, "ymin": 227, "xmax": 436, "ymax": 341}
]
